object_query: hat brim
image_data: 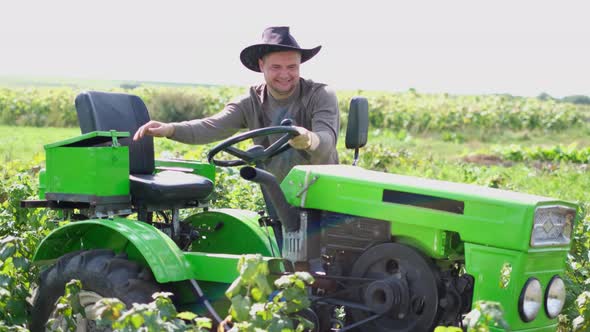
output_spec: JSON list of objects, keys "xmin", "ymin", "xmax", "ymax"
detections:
[{"xmin": 240, "ymin": 44, "xmax": 321, "ymax": 72}]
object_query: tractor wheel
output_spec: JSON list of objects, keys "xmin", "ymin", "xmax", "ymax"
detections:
[
  {"xmin": 30, "ymin": 249, "xmax": 160, "ymax": 332},
  {"xmin": 349, "ymin": 242, "xmax": 440, "ymax": 332}
]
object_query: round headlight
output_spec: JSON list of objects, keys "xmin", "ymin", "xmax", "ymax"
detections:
[
  {"xmin": 545, "ymin": 275, "xmax": 566, "ymax": 319},
  {"xmin": 519, "ymin": 278, "xmax": 542, "ymax": 322}
]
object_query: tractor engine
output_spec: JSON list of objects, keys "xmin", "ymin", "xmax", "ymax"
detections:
[
  {"xmin": 320, "ymin": 211, "xmax": 391, "ymax": 275},
  {"xmin": 282, "ymin": 210, "xmax": 391, "ymax": 274},
  {"xmin": 285, "ymin": 211, "xmax": 473, "ymax": 331}
]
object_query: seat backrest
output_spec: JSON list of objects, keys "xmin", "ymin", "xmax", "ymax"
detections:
[{"xmin": 75, "ymin": 91, "xmax": 154, "ymax": 174}]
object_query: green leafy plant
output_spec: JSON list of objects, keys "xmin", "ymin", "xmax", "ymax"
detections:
[
  {"xmin": 45, "ymin": 279, "xmax": 84, "ymax": 331},
  {"xmin": 572, "ymin": 291, "xmax": 590, "ymax": 331},
  {"xmin": 463, "ymin": 301, "xmax": 510, "ymax": 331},
  {"xmin": 0, "ymin": 159, "xmax": 54, "ymax": 328},
  {"xmin": 93, "ymin": 293, "xmax": 211, "ymax": 332},
  {"xmin": 497, "ymin": 144, "xmax": 590, "ymax": 164},
  {"xmin": 47, "ymin": 282, "xmax": 212, "ymax": 332},
  {"xmin": 224, "ymin": 254, "xmax": 315, "ymax": 332}
]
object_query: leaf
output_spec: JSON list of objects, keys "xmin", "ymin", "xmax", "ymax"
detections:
[
  {"xmin": 130, "ymin": 314, "xmax": 145, "ymax": 328},
  {"xmin": 11, "ymin": 257, "xmax": 29, "ymax": 271},
  {"xmin": 274, "ymin": 275, "xmax": 292, "ymax": 289},
  {"xmin": 225, "ymin": 276, "xmax": 242, "ymax": 299},
  {"xmin": 155, "ymin": 295, "xmax": 177, "ymax": 319},
  {"xmin": 239, "ymin": 255, "xmax": 266, "ymax": 282},
  {"xmin": 251, "ymin": 287, "xmax": 263, "ymax": 302},
  {"xmin": 230, "ymin": 294, "xmax": 251, "ymax": 322},
  {"xmin": 0, "ymin": 236, "xmax": 16, "ymax": 245},
  {"xmin": 294, "ymin": 272, "xmax": 314, "ymax": 285},
  {"xmin": 573, "ymin": 316, "xmax": 586, "ymax": 331},
  {"xmin": 95, "ymin": 298, "xmax": 126, "ymax": 320},
  {"xmin": 0, "ymin": 243, "xmax": 16, "ymax": 261},
  {"xmin": 253, "ymin": 274, "xmax": 272, "ymax": 298},
  {"xmin": 294, "ymin": 317, "xmax": 314, "ymax": 332},
  {"xmin": 251, "ymin": 302, "xmax": 270, "ymax": 321},
  {"xmin": 576, "ymin": 292, "xmax": 590, "ymax": 309},
  {"xmin": 0, "ymin": 287, "xmax": 11, "ymax": 297},
  {"xmin": 0, "ymin": 275, "xmax": 11, "ymax": 288},
  {"xmin": 177, "ymin": 311, "xmax": 198, "ymax": 320},
  {"xmin": 194, "ymin": 317, "xmax": 212, "ymax": 329},
  {"xmin": 152, "ymin": 291, "xmax": 174, "ymax": 300}
]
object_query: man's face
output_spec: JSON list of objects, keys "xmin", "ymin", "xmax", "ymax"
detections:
[{"xmin": 258, "ymin": 50, "xmax": 301, "ymax": 99}]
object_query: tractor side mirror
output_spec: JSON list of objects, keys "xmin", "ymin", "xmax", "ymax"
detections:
[
  {"xmin": 345, "ymin": 97, "xmax": 368, "ymax": 165},
  {"xmin": 345, "ymin": 97, "xmax": 369, "ymax": 149}
]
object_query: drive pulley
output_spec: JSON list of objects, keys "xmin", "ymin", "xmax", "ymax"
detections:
[{"xmin": 349, "ymin": 242, "xmax": 441, "ymax": 332}]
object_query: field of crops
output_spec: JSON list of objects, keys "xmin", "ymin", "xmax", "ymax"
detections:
[
  {"xmin": 1, "ymin": 86, "xmax": 589, "ymax": 330},
  {"xmin": 2, "ymin": 86, "xmax": 590, "ymax": 131}
]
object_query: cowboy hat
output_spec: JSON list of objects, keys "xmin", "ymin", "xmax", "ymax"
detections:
[{"xmin": 240, "ymin": 26, "xmax": 322, "ymax": 72}]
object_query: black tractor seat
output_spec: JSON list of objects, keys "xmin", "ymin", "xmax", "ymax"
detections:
[
  {"xmin": 130, "ymin": 170, "xmax": 213, "ymax": 207},
  {"xmin": 75, "ymin": 91, "xmax": 214, "ymax": 213}
]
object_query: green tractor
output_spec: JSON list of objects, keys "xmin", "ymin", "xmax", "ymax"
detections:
[{"xmin": 22, "ymin": 91, "xmax": 577, "ymax": 331}]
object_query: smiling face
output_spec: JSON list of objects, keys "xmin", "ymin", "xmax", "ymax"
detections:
[{"xmin": 258, "ymin": 50, "xmax": 301, "ymax": 100}]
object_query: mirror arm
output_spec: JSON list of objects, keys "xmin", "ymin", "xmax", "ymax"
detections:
[{"xmin": 352, "ymin": 148, "xmax": 360, "ymax": 166}]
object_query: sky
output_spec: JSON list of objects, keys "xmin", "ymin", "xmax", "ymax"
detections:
[{"xmin": 1, "ymin": 0, "xmax": 589, "ymax": 97}]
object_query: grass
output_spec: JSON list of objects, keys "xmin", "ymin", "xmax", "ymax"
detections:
[{"xmin": 0, "ymin": 126, "xmax": 79, "ymax": 162}]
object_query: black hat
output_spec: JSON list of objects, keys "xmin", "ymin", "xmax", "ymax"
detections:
[{"xmin": 240, "ymin": 26, "xmax": 322, "ymax": 72}]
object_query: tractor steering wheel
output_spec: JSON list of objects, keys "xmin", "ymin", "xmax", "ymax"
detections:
[{"xmin": 207, "ymin": 124, "xmax": 300, "ymax": 167}]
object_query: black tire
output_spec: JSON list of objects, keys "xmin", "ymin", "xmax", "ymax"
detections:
[{"xmin": 30, "ymin": 249, "xmax": 160, "ymax": 332}]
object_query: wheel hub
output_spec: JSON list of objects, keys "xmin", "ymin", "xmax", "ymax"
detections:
[{"xmin": 364, "ymin": 278, "xmax": 410, "ymax": 317}]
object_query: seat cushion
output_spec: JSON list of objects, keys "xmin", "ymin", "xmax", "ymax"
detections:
[{"xmin": 130, "ymin": 171, "xmax": 213, "ymax": 207}]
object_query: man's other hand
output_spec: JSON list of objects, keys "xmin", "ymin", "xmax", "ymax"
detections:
[
  {"xmin": 288, "ymin": 126, "xmax": 319, "ymax": 151},
  {"xmin": 133, "ymin": 121, "xmax": 175, "ymax": 141}
]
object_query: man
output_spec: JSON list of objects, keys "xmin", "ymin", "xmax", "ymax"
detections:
[{"xmin": 134, "ymin": 26, "xmax": 340, "ymax": 181}]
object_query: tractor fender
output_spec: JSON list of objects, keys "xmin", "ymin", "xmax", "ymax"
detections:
[
  {"xmin": 33, "ymin": 209, "xmax": 280, "ymax": 284},
  {"xmin": 33, "ymin": 218, "xmax": 191, "ymax": 283},
  {"xmin": 184, "ymin": 208, "xmax": 280, "ymax": 257}
]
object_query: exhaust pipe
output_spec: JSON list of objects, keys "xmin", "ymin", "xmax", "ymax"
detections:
[{"xmin": 240, "ymin": 166, "xmax": 300, "ymax": 232}]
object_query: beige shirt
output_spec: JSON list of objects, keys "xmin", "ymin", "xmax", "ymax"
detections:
[{"xmin": 169, "ymin": 78, "xmax": 340, "ymax": 181}]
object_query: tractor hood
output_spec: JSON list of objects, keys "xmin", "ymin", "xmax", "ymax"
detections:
[{"xmin": 280, "ymin": 165, "xmax": 576, "ymax": 252}]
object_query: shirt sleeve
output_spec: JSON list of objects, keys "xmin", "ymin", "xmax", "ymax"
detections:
[
  {"xmin": 168, "ymin": 102, "xmax": 246, "ymax": 145},
  {"xmin": 306, "ymin": 86, "xmax": 340, "ymax": 163}
]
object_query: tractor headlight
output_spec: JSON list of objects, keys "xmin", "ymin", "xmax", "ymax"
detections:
[
  {"xmin": 531, "ymin": 205, "xmax": 575, "ymax": 247},
  {"xmin": 545, "ymin": 275, "xmax": 566, "ymax": 319},
  {"xmin": 519, "ymin": 278, "xmax": 542, "ymax": 322}
]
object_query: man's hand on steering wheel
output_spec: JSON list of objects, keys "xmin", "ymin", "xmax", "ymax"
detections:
[
  {"xmin": 288, "ymin": 126, "xmax": 319, "ymax": 151},
  {"xmin": 207, "ymin": 121, "xmax": 313, "ymax": 167}
]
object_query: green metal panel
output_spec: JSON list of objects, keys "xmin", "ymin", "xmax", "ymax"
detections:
[
  {"xmin": 38, "ymin": 169, "xmax": 46, "ymax": 199},
  {"xmin": 489, "ymin": 325, "xmax": 557, "ymax": 332},
  {"xmin": 465, "ymin": 242, "xmax": 568, "ymax": 331},
  {"xmin": 185, "ymin": 209, "xmax": 280, "ymax": 257},
  {"xmin": 45, "ymin": 148, "xmax": 129, "ymax": 196},
  {"xmin": 155, "ymin": 158, "xmax": 216, "ymax": 183},
  {"xmin": 33, "ymin": 218, "xmax": 190, "ymax": 283},
  {"xmin": 281, "ymin": 165, "xmax": 575, "ymax": 252},
  {"xmin": 44, "ymin": 131, "xmax": 130, "ymax": 198},
  {"xmin": 392, "ymin": 224, "xmax": 458, "ymax": 258},
  {"xmin": 183, "ymin": 252, "xmax": 283, "ymax": 283}
]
